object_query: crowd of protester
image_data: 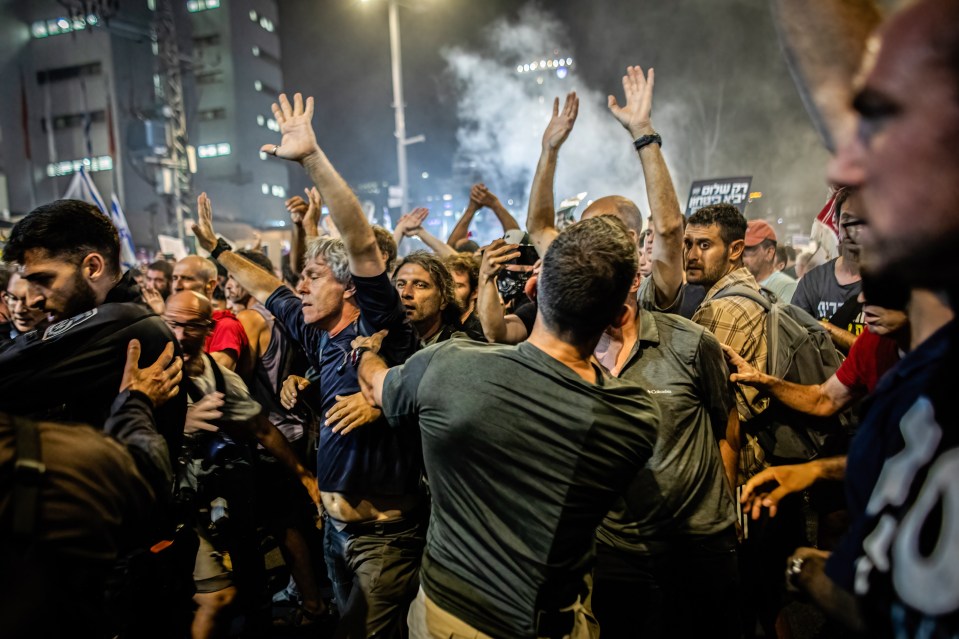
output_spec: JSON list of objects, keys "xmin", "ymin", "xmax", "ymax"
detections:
[{"xmin": 2, "ymin": 0, "xmax": 958, "ymax": 637}]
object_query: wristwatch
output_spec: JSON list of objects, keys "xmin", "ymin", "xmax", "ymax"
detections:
[
  {"xmin": 210, "ymin": 237, "xmax": 232, "ymax": 260},
  {"xmin": 350, "ymin": 346, "xmax": 374, "ymax": 368},
  {"xmin": 785, "ymin": 555, "xmax": 806, "ymax": 591},
  {"xmin": 633, "ymin": 132, "xmax": 662, "ymax": 151}
]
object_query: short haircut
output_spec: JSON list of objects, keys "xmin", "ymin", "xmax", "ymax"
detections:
[
  {"xmin": 757, "ymin": 239, "xmax": 777, "ymax": 252},
  {"xmin": 394, "ymin": 250, "xmax": 460, "ymax": 322},
  {"xmin": 687, "ymin": 203, "xmax": 747, "ymax": 246},
  {"xmin": 834, "ymin": 187, "xmax": 853, "ymax": 220},
  {"xmin": 304, "ymin": 237, "xmax": 352, "ymax": 287},
  {"xmin": 372, "ymin": 225, "xmax": 398, "ymax": 273},
  {"xmin": 235, "ymin": 249, "xmax": 274, "ymax": 274},
  {"xmin": 3, "ymin": 199, "xmax": 120, "ymax": 273},
  {"xmin": 456, "ymin": 240, "xmax": 480, "ymax": 254},
  {"xmin": 538, "ymin": 216, "xmax": 638, "ymax": 345},
  {"xmin": 0, "ymin": 265, "xmax": 12, "ymax": 292},
  {"xmin": 444, "ymin": 253, "xmax": 480, "ymax": 293},
  {"xmin": 776, "ymin": 245, "xmax": 795, "ymax": 265},
  {"xmin": 147, "ymin": 260, "xmax": 173, "ymax": 279}
]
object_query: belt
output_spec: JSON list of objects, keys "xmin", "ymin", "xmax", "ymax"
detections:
[{"xmin": 334, "ymin": 515, "xmax": 420, "ymax": 536}]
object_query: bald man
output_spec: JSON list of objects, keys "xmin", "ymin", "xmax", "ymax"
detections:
[
  {"xmin": 172, "ymin": 256, "xmax": 250, "ymax": 374},
  {"xmin": 163, "ymin": 291, "xmax": 319, "ymax": 638}
]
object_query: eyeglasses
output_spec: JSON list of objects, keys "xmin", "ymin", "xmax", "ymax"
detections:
[
  {"xmin": 163, "ymin": 318, "xmax": 214, "ymax": 333},
  {"xmin": 1, "ymin": 292, "xmax": 27, "ymax": 308}
]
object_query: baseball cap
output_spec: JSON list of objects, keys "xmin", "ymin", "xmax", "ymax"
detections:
[{"xmin": 745, "ymin": 219, "xmax": 777, "ymax": 247}]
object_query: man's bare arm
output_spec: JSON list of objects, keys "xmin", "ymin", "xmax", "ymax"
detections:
[
  {"xmin": 447, "ymin": 195, "xmax": 481, "ymax": 248},
  {"xmin": 474, "ymin": 184, "xmax": 521, "ymax": 234},
  {"xmin": 193, "ymin": 193, "xmax": 285, "ymax": 303},
  {"xmin": 718, "ymin": 407, "xmax": 740, "ymax": 495},
  {"xmin": 527, "ymin": 93, "xmax": 579, "ymax": 257},
  {"xmin": 722, "ymin": 344, "xmax": 856, "ymax": 417},
  {"xmin": 247, "ymin": 413, "xmax": 321, "ymax": 506},
  {"xmin": 608, "ymin": 65, "xmax": 684, "ymax": 307},
  {"xmin": 261, "ymin": 93, "xmax": 383, "ymax": 277},
  {"xmin": 476, "ymin": 240, "xmax": 528, "ymax": 344},
  {"xmin": 791, "ymin": 549, "xmax": 866, "ymax": 632},
  {"xmin": 770, "ymin": 0, "xmax": 882, "ymax": 153}
]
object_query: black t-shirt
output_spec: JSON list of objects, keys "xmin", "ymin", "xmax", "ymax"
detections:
[
  {"xmin": 265, "ymin": 272, "xmax": 421, "ymax": 495},
  {"xmin": 381, "ymin": 339, "xmax": 659, "ymax": 637},
  {"xmin": 513, "ymin": 300, "xmax": 537, "ymax": 335}
]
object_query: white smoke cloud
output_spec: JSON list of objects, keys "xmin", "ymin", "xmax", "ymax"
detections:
[{"xmin": 442, "ymin": 4, "xmax": 646, "ymax": 228}]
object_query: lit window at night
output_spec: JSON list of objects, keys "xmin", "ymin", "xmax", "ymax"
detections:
[
  {"xmin": 197, "ymin": 142, "xmax": 231, "ymax": 158},
  {"xmin": 187, "ymin": 0, "xmax": 219, "ymax": 12},
  {"xmin": 31, "ymin": 14, "xmax": 98, "ymax": 38},
  {"xmin": 46, "ymin": 155, "xmax": 113, "ymax": 177}
]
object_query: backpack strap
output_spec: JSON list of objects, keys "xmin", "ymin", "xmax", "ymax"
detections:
[
  {"xmin": 712, "ymin": 284, "xmax": 772, "ymax": 311},
  {"xmin": 11, "ymin": 415, "xmax": 45, "ymax": 539}
]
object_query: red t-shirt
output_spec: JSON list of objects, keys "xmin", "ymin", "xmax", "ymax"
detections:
[
  {"xmin": 835, "ymin": 329, "xmax": 901, "ymax": 394},
  {"xmin": 205, "ymin": 309, "xmax": 249, "ymax": 358}
]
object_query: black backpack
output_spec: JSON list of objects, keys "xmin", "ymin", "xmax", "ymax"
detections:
[{"xmin": 714, "ymin": 285, "xmax": 849, "ymax": 462}]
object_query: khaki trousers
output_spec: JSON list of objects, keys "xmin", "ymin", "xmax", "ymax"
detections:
[{"xmin": 407, "ymin": 586, "xmax": 599, "ymax": 639}]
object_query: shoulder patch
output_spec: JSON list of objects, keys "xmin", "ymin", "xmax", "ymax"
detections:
[{"xmin": 42, "ymin": 308, "xmax": 98, "ymax": 341}]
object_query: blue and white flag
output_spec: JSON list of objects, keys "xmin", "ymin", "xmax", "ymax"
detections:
[{"xmin": 63, "ymin": 166, "xmax": 137, "ymax": 271}]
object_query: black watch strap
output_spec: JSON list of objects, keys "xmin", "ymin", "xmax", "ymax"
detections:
[
  {"xmin": 210, "ymin": 237, "xmax": 233, "ymax": 260},
  {"xmin": 633, "ymin": 132, "xmax": 662, "ymax": 151}
]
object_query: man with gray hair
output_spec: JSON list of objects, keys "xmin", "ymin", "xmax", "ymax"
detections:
[{"xmin": 195, "ymin": 154, "xmax": 423, "ymax": 635}]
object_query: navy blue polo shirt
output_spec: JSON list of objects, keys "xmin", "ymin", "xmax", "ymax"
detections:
[{"xmin": 265, "ymin": 271, "xmax": 421, "ymax": 496}]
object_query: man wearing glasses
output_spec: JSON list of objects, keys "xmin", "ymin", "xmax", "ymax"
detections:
[
  {"xmin": 791, "ymin": 189, "xmax": 866, "ymax": 354},
  {"xmin": 1, "ymin": 268, "xmax": 50, "ymax": 348}
]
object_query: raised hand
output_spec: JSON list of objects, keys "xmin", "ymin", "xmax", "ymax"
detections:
[
  {"xmin": 403, "ymin": 207, "xmax": 429, "ymax": 236},
  {"xmin": 304, "ymin": 187, "xmax": 322, "ymax": 236},
  {"xmin": 142, "ymin": 286, "xmax": 165, "ymax": 315},
  {"xmin": 286, "ymin": 195, "xmax": 309, "ymax": 225},
  {"xmin": 470, "ymin": 183, "xmax": 487, "ymax": 207},
  {"xmin": 473, "ymin": 184, "xmax": 500, "ymax": 208},
  {"xmin": 261, "ymin": 93, "xmax": 319, "ymax": 163},
  {"xmin": 119, "ymin": 339, "xmax": 182, "ymax": 408},
  {"xmin": 542, "ymin": 92, "xmax": 579, "ymax": 151},
  {"xmin": 192, "ymin": 192, "xmax": 218, "ymax": 252},
  {"xmin": 721, "ymin": 343, "xmax": 764, "ymax": 385},
  {"xmin": 607, "ymin": 65, "xmax": 655, "ymax": 139}
]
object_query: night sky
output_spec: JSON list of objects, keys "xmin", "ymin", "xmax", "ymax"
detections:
[{"xmin": 277, "ymin": 0, "xmax": 831, "ymax": 234}]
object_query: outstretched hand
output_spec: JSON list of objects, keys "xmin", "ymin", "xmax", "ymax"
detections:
[
  {"xmin": 720, "ymin": 344, "xmax": 763, "ymax": 386},
  {"xmin": 304, "ymin": 187, "xmax": 322, "ymax": 236},
  {"xmin": 261, "ymin": 93, "xmax": 320, "ymax": 163},
  {"xmin": 608, "ymin": 65, "xmax": 655, "ymax": 139},
  {"xmin": 119, "ymin": 339, "xmax": 183, "ymax": 408},
  {"xmin": 542, "ymin": 92, "xmax": 579, "ymax": 151},
  {"xmin": 740, "ymin": 463, "xmax": 820, "ymax": 519},
  {"xmin": 402, "ymin": 207, "xmax": 429, "ymax": 236},
  {"xmin": 192, "ymin": 192, "xmax": 218, "ymax": 252}
]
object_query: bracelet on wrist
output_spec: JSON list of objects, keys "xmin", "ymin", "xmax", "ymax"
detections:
[
  {"xmin": 210, "ymin": 237, "xmax": 233, "ymax": 260},
  {"xmin": 633, "ymin": 132, "xmax": 663, "ymax": 151}
]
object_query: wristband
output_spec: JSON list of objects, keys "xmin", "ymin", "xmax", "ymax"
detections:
[
  {"xmin": 633, "ymin": 132, "xmax": 662, "ymax": 151},
  {"xmin": 210, "ymin": 237, "xmax": 232, "ymax": 260},
  {"xmin": 350, "ymin": 346, "xmax": 374, "ymax": 368}
]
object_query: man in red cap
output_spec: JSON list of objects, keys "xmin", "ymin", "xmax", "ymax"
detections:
[{"xmin": 743, "ymin": 220, "xmax": 798, "ymax": 303}]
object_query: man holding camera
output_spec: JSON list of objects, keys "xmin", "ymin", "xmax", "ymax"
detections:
[{"xmin": 163, "ymin": 290, "xmax": 318, "ymax": 639}]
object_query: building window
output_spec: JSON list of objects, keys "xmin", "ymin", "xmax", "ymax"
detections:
[
  {"xmin": 41, "ymin": 110, "xmax": 106, "ymax": 133},
  {"xmin": 37, "ymin": 62, "xmax": 102, "ymax": 85},
  {"xmin": 198, "ymin": 107, "xmax": 227, "ymax": 121},
  {"xmin": 46, "ymin": 155, "xmax": 113, "ymax": 177},
  {"xmin": 251, "ymin": 45, "xmax": 280, "ymax": 65},
  {"xmin": 197, "ymin": 142, "xmax": 231, "ymax": 158},
  {"xmin": 193, "ymin": 33, "xmax": 221, "ymax": 47},
  {"xmin": 195, "ymin": 70, "xmax": 224, "ymax": 85},
  {"xmin": 187, "ymin": 0, "xmax": 220, "ymax": 12},
  {"xmin": 253, "ymin": 80, "xmax": 280, "ymax": 95},
  {"xmin": 249, "ymin": 10, "xmax": 276, "ymax": 33},
  {"xmin": 30, "ymin": 15, "xmax": 99, "ymax": 39},
  {"xmin": 256, "ymin": 115, "xmax": 279, "ymax": 132},
  {"xmin": 262, "ymin": 183, "xmax": 286, "ymax": 198}
]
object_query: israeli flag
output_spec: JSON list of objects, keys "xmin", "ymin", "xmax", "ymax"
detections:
[{"xmin": 63, "ymin": 166, "xmax": 137, "ymax": 271}]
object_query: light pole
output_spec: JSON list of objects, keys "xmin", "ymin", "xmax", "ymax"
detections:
[{"xmin": 372, "ymin": 0, "xmax": 424, "ymax": 215}]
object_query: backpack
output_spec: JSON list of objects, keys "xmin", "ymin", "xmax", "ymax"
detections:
[{"xmin": 714, "ymin": 285, "xmax": 848, "ymax": 462}]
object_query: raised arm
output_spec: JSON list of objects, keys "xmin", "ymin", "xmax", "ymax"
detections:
[
  {"xmin": 608, "ymin": 66, "xmax": 684, "ymax": 307},
  {"xmin": 527, "ymin": 92, "xmax": 579, "ymax": 257},
  {"xmin": 404, "ymin": 208, "xmax": 455, "ymax": 257},
  {"xmin": 721, "ymin": 344, "xmax": 856, "ymax": 417},
  {"xmin": 473, "ymin": 184, "xmax": 521, "ymax": 234},
  {"xmin": 263, "ymin": 93, "xmax": 384, "ymax": 277},
  {"xmin": 475, "ymin": 240, "xmax": 529, "ymax": 344},
  {"xmin": 447, "ymin": 188, "xmax": 481, "ymax": 248},
  {"xmin": 193, "ymin": 193, "xmax": 285, "ymax": 303},
  {"xmin": 770, "ymin": 0, "xmax": 882, "ymax": 153}
]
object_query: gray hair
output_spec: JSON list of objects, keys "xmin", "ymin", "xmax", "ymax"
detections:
[{"xmin": 304, "ymin": 237, "xmax": 352, "ymax": 286}]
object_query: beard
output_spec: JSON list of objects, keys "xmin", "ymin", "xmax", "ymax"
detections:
[
  {"xmin": 861, "ymin": 234, "xmax": 959, "ymax": 309},
  {"xmin": 56, "ymin": 271, "xmax": 99, "ymax": 321}
]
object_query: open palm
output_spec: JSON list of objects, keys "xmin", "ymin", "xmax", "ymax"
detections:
[
  {"xmin": 262, "ymin": 93, "xmax": 319, "ymax": 162},
  {"xmin": 542, "ymin": 92, "xmax": 579, "ymax": 151},
  {"xmin": 608, "ymin": 65, "xmax": 655, "ymax": 138}
]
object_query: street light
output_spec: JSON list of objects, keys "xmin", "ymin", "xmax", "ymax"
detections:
[{"xmin": 364, "ymin": 0, "xmax": 424, "ymax": 214}]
